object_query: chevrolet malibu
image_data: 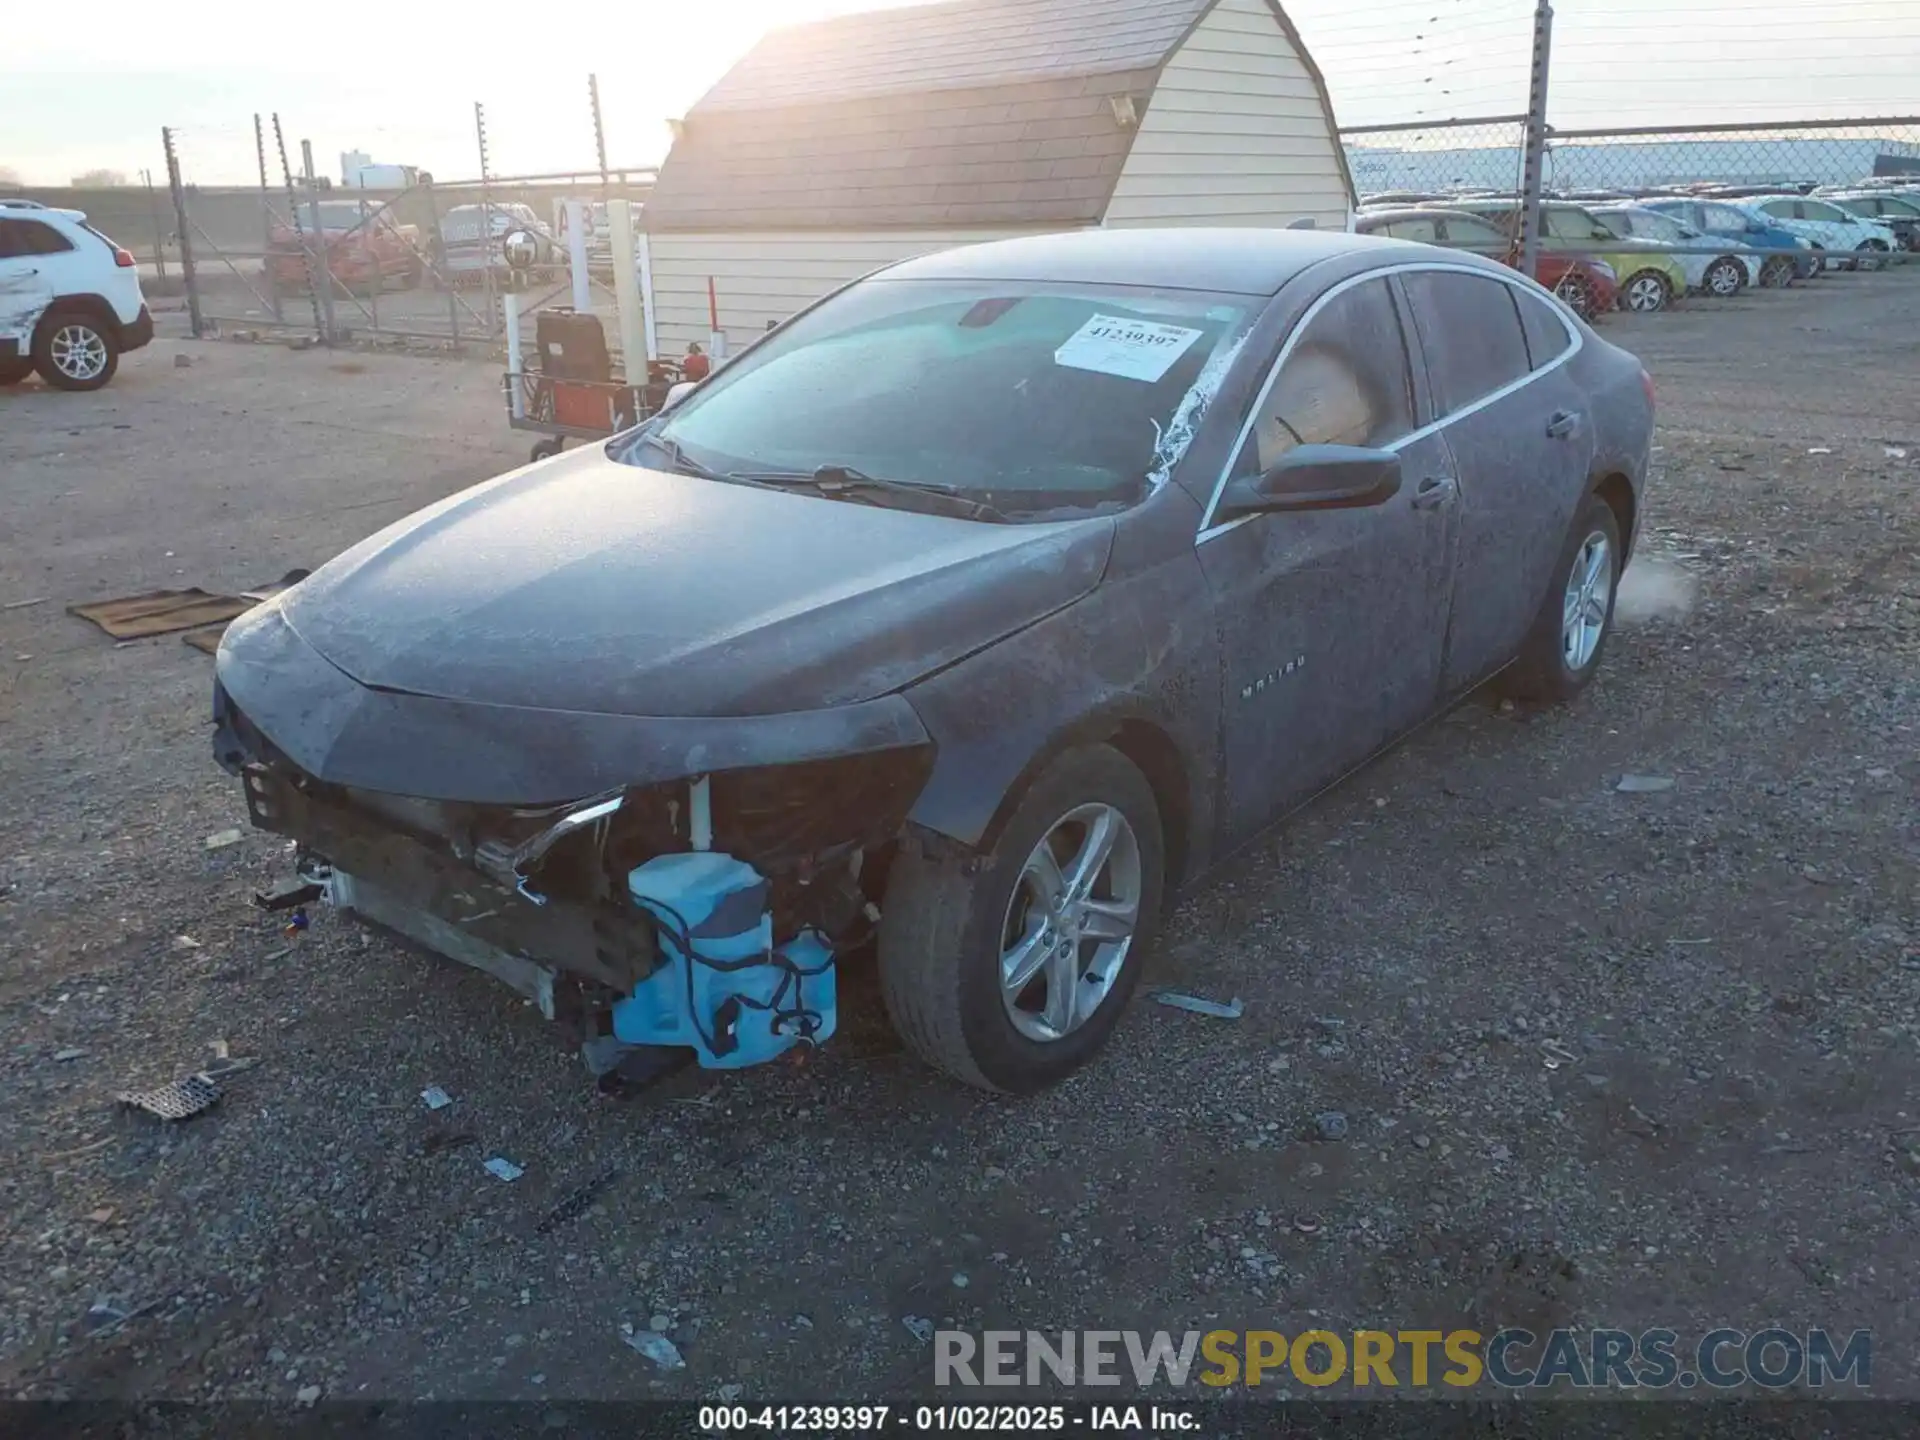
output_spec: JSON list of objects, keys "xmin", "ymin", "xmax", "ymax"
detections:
[{"xmin": 213, "ymin": 229, "xmax": 1655, "ymax": 1095}]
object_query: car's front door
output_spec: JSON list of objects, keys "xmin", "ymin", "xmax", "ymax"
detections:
[
  {"xmin": 1397, "ymin": 268, "xmax": 1594, "ymax": 693},
  {"xmin": 1195, "ymin": 273, "xmax": 1461, "ymax": 847}
]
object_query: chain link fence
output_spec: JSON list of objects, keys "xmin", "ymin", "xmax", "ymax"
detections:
[{"xmin": 159, "ymin": 105, "xmax": 656, "ymax": 354}]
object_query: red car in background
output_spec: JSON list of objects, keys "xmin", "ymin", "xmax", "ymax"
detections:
[
  {"xmin": 266, "ymin": 199, "xmax": 423, "ymax": 295},
  {"xmin": 1353, "ymin": 206, "xmax": 1618, "ymax": 319}
]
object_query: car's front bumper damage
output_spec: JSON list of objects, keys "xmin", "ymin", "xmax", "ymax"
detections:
[{"xmin": 214, "ymin": 602, "xmax": 936, "ymax": 1081}]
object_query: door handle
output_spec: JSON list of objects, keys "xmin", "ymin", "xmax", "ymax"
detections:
[
  {"xmin": 1411, "ymin": 475, "xmax": 1457, "ymax": 510},
  {"xmin": 1547, "ymin": 409, "xmax": 1583, "ymax": 440}
]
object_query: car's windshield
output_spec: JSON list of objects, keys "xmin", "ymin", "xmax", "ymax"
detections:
[
  {"xmin": 1801, "ymin": 200, "xmax": 1848, "ymax": 222},
  {"xmin": 619, "ymin": 278, "xmax": 1257, "ymax": 517},
  {"xmin": 1881, "ymin": 196, "xmax": 1920, "ymax": 218},
  {"xmin": 1594, "ymin": 213, "xmax": 1633, "ymax": 240}
]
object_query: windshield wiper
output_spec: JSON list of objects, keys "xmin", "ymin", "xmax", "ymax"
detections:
[
  {"xmin": 633, "ymin": 431, "xmax": 722, "ymax": 479},
  {"xmin": 724, "ymin": 465, "xmax": 1009, "ymax": 522}
]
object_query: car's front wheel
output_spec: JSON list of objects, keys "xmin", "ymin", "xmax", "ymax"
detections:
[
  {"xmin": 878, "ymin": 744, "xmax": 1165, "ymax": 1093},
  {"xmin": 1499, "ymin": 493, "xmax": 1622, "ymax": 704},
  {"xmin": 32, "ymin": 308, "xmax": 120, "ymax": 391}
]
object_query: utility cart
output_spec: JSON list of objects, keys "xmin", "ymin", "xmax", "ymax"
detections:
[{"xmin": 503, "ymin": 306, "xmax": 689, "ymax": 463}]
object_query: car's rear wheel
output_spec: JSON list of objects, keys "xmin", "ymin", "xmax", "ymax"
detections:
[
  {"xmin": 1856, "ymin": 239, "xmax": 1890, "ymax": 271},
  {"xmin": 1703, "ymin": 257, "xmax": 1744, "ymax": 296},
  {"xmin": 1499, "ymin": 493, "xmax": 1622, "ymax": 704},
  {"xmin": 1620, "ymin": 270, "xmax": 1673, "ymax": 313},
  {"xmin": 32, "ymin": 308, "xmax": 120, "ymax": 391},
  {"xmin": 878, "ymin": 744, "xmax": 1165, "ymax": 1094},
  {"xmin": 1759, "ymin": 255, "xmax": 1795, "ymax": 288},
  {"xmin": 1553, "ymin": 271, "xmax": 1597, "ymax": 319}
]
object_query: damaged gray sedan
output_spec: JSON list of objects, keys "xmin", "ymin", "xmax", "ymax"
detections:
[{"xmin": 212, "ymin": 228, "xmax": 1654, "ymax": 1094}]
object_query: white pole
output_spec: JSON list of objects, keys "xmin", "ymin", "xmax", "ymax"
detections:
[
  {"xmin": 503, "ymin": 292, "xmax": 524, "ymax": 421},
  {"xmin": 689, "ymin": 776, "xmax": 712, "ymax": 851},
  {"xmin": 608, "ymin": 199, "xmax": 645, "ymax": 382},
  {"xmin": 565, "ymin": 199, "xmax": 591, "ymax": 313},
  {"xmin": 635, "ymin": 230, "xmax": 659, "ymax": 361}
]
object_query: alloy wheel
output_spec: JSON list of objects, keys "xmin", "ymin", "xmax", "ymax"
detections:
[
  {"xmin": 49, "ymin": 324, "xmax": 109, "ymax": 383},
  {"xmin": 1623, "ymin": 273, "xmax": 1669, "ymax": 312},
  {"xmin": 1562, "ymin": 531, "xmax": 1613, "ymax": 672},
  {"xmin": 1553, "ymin": 273, "xmax": 1595, "ymax": 318},
  {"xmin": 1705, "ymin": 259, "xmax": 1742, "ymax": 296},
  {"xmin": 999, "ymin": 802, "xmax": 1142, "ymax": 1043}
]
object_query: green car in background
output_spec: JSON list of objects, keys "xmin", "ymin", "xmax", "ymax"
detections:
[{"xmin": 1448, "ymin": 198, "xmax": 1692, "ymax": 313}]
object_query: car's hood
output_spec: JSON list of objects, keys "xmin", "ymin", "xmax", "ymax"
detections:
[{"xmin": 278, "ymin": 444, "xmax": 1114, "ymax": 718}]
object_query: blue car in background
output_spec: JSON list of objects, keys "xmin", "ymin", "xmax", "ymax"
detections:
[{"xmin": 1641, "ymin": 197, "xmax": 1818, "ymax": 287}]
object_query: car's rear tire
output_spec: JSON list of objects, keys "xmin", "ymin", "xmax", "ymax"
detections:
[
  {"xmin": 0, "ymin": 357, "xmax": 32, "ymax": 385},
  {"xmin": 1620, "ymin": 270, "xmax": 1673, "ymax": 313},
  {"xmin": 1856, "ymin": 239, "xmax": 1890, "ymax": 271},
  {"xmin": 1498, "ymin": 493, "xmax": 1622, "ymax": 705},
  {"xmin": 32, "ymin": 307, "xmax": 120, "ymax": 391},
  {"xmin": 1703, "ymin": 257, "xmax": 1744, "ymax": 296},
  {"xmin": 1758, "ymin": 255, "xmax": 1794, "ymax": 288},
  {"xmin": 878, "ymin": 744, "xmax": 1165, "ymax": 1094}
]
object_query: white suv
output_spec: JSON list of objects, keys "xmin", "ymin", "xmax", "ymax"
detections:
[
  {"xmin": 1750, "ymin": 195, "xmax": 1902, "ymax": 271},
  {"xmin": 0, "ymin": 201, "xmax": 154, "ymax": 390}
]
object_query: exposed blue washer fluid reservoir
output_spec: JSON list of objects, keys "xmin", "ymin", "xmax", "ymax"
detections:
[{"xmin": 613, "ymin": 851, "xmax": 837, "ymax": 1068}]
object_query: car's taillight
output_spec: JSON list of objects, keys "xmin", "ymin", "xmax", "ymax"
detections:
[
  {"xmin": 1640, "ymin": 368, "xmax": 1656, "ymax": 407},
  {"xmin": 113, "ymin": 247, "xmax": 135, "ymax": 267}
]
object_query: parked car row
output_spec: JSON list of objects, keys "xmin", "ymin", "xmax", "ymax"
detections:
[{"xmin": 1354, "ymin": 181, "xmax": 1908, "ymax": 321}]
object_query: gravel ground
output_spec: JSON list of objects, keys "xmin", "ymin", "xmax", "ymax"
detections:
[{"xmin": 1, "ymin": 273, "xmax": 1915, "ymax": 1404}]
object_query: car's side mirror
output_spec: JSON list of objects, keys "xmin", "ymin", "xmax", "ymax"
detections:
[{"xmin": 1216, "ymin": 443, "xmax": 1402, "ymax": 520}]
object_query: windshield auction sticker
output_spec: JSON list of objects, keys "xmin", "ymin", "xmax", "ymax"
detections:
[{"xmin": 1054, "ymin": 315, "xmax": 1205, "ymax": 383}]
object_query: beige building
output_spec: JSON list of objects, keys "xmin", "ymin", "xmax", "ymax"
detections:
[{"xmin": 640, "ymin": 0, "xmax": 1353, "ymax": 355}]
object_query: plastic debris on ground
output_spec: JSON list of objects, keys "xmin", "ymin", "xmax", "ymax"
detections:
[
  {"xmin": 903, "ymin": 1315, "xmax": 935, "ymax": 1344},
  {"xmin": 1312, "ymin": 1111, "xmax": 1350, "ymax": 1142},
  {"xmin": 204, "ymin": 829, "xmax": 244, "ymax": 850},
  {"xmin": 484, "ymin": 1157, "xmax": 524, "ymax": 1182},
  {"xmin": 1616, "ymin": 774, "xmax": 1676, "ymax": 794},
  {"xmin": 1151, "ymin": 989, "xmax": 1245, "ymax": 1020},
  {"xmin": 118, "ymin": 1073, "xmax": 223, "ymax": 1121},
  {"xmin": 621, "ymin": 1325, "xmax": 686, "ymax": 1369},
  {"xmin": 54, "ymin": 1048, "xmax": 87, "ymax": 1063},
  {"xmin": 1887, "ymin": 446, "xmax": 1910, "ymax": 460},
  {"xmin": 421, "ymin": 1085, "xmax": 453, "ymax": 1111},
  {"xmin": 535, "ymin": 1170, "xmax": 621, "ymax": 1235},
  {"xmin": 170, "ymin": 934, "xmax": 201, "ymax": 951}
]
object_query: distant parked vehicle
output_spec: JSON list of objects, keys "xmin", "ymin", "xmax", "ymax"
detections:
[
  {"xmin": 438, "ymin": 204, "xmax": 558, "ymax": 281},
  {"xmin": 1639, "ymin": 198, "xmax": 1817, "ymax": 287},
  {"xmin": 1351, "ymin": 206, "xmax": 1620, "ymax": 319},
  {"xmin": 1819, "ymin": 191, "xmax": 1920, "ymax": 253},
  {"xmin": 0, "ymin": 200, "xmax": 153, "ymax": 390},
  {"xmin": 266, "ymin": 199, "xmax": 422, "ymax": 295},
  {"xmin": 1447, "ymin": 199, "xmax": 1690, "ymax": 313},
  {"xmin": 1590, "ymin": 205, "xmax": 1758, "ymax": 297},
  {"xmin": 1749, "ymin": 195, "xmax": 1901, "ymax": 270},
  {"xmin": 1357, "ymin": 190, "xmax": 1442, "ymax": 208}
]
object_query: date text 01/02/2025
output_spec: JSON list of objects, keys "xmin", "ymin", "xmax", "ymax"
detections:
[{"xmin": 697, "ymin": 1404, "xmax": 1195, "ymax": 1431}]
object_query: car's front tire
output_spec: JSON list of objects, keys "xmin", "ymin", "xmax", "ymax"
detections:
[
  {"xmin": 878, "ymin": 744, "xmax": 1165, "ymax": 1094},
  {"xmin": 1499, "ymin": 493, "xmax": 1622, "ymax": 704},
  {"xmin": 32, "ymin": 307, "xmax": 120, "ymax": 391}
]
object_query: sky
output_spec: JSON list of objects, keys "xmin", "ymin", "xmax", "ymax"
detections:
[{"xmin": 2, "ymin": 0, "xmax": 1915, "ymax": 186}]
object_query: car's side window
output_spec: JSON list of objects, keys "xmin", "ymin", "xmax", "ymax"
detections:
[
  {"xmin": 1399, "ymin": 270, "xmax": 1533, "ymax": 417},
  {"xmin": 1512, "ymin": 286, "xmax": 1573, "ymax": 371},
  {"xmin": 0, "ymin": 219, "xmax": 75, "ymax": 258},
  {"xmin": 1229, "ymin": 277, "xmax": 1416, "ymax": 479},
  {"xmin": 1384, "ymin": 218, "xmax": 1439, "ymax": 243},
  {"xmin": 1701, "ymin": 204, "xmax": 1743, "ymax": 231}
]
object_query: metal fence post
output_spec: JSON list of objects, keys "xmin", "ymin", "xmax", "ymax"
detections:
[
  {"xmin": 301, "ymin": 140, "xmax": 339, "ymax": 344},
  {"xmin": 255, "ymin": 113, "xmax": 283, "ymax": 322},
  {"xmin": 139, "ymin": 168, "xmax": 169, "ymax": 282},
  {"xmin": 1517, "ymin": 0, "xmax": 1554, "ymax": 280},
  {"xmin": 161, "ymin": 126, "xmax": 204, "ymax": 338},
  {"xmin": 420, "ymin": 172, "xmax": 461, "ymax": 351},
  {"xmin": 475, "ymin": 102, "xmax": 497, "ymax": 341}
]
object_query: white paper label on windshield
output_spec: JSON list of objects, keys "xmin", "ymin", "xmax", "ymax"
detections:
[{"xmin": 1054, "ymin": 314, "xmax": 1205, "ymax": 383}]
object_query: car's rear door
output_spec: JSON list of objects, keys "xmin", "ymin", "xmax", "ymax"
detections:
[
  {"xmin": 1397, "ymin": 266, "xmax": 1593, "ymax": 693},
  {"xmin": 1195, "ymin": 272, "xmax": 1461, "ymax": 847}
]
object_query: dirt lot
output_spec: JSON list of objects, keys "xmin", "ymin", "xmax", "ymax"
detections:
[{"xmin": 1, "ymin": 272, "xmax": 1915, "ymax": 1404}]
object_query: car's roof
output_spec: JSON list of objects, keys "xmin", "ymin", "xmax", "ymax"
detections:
[
  {"xmin": 878, "ymin": 227, "xmax": 1442, "ymax": 298},
  {"xmin": 1354, "ymin": 206, "xmax": 1497, "ymax": 224}
]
